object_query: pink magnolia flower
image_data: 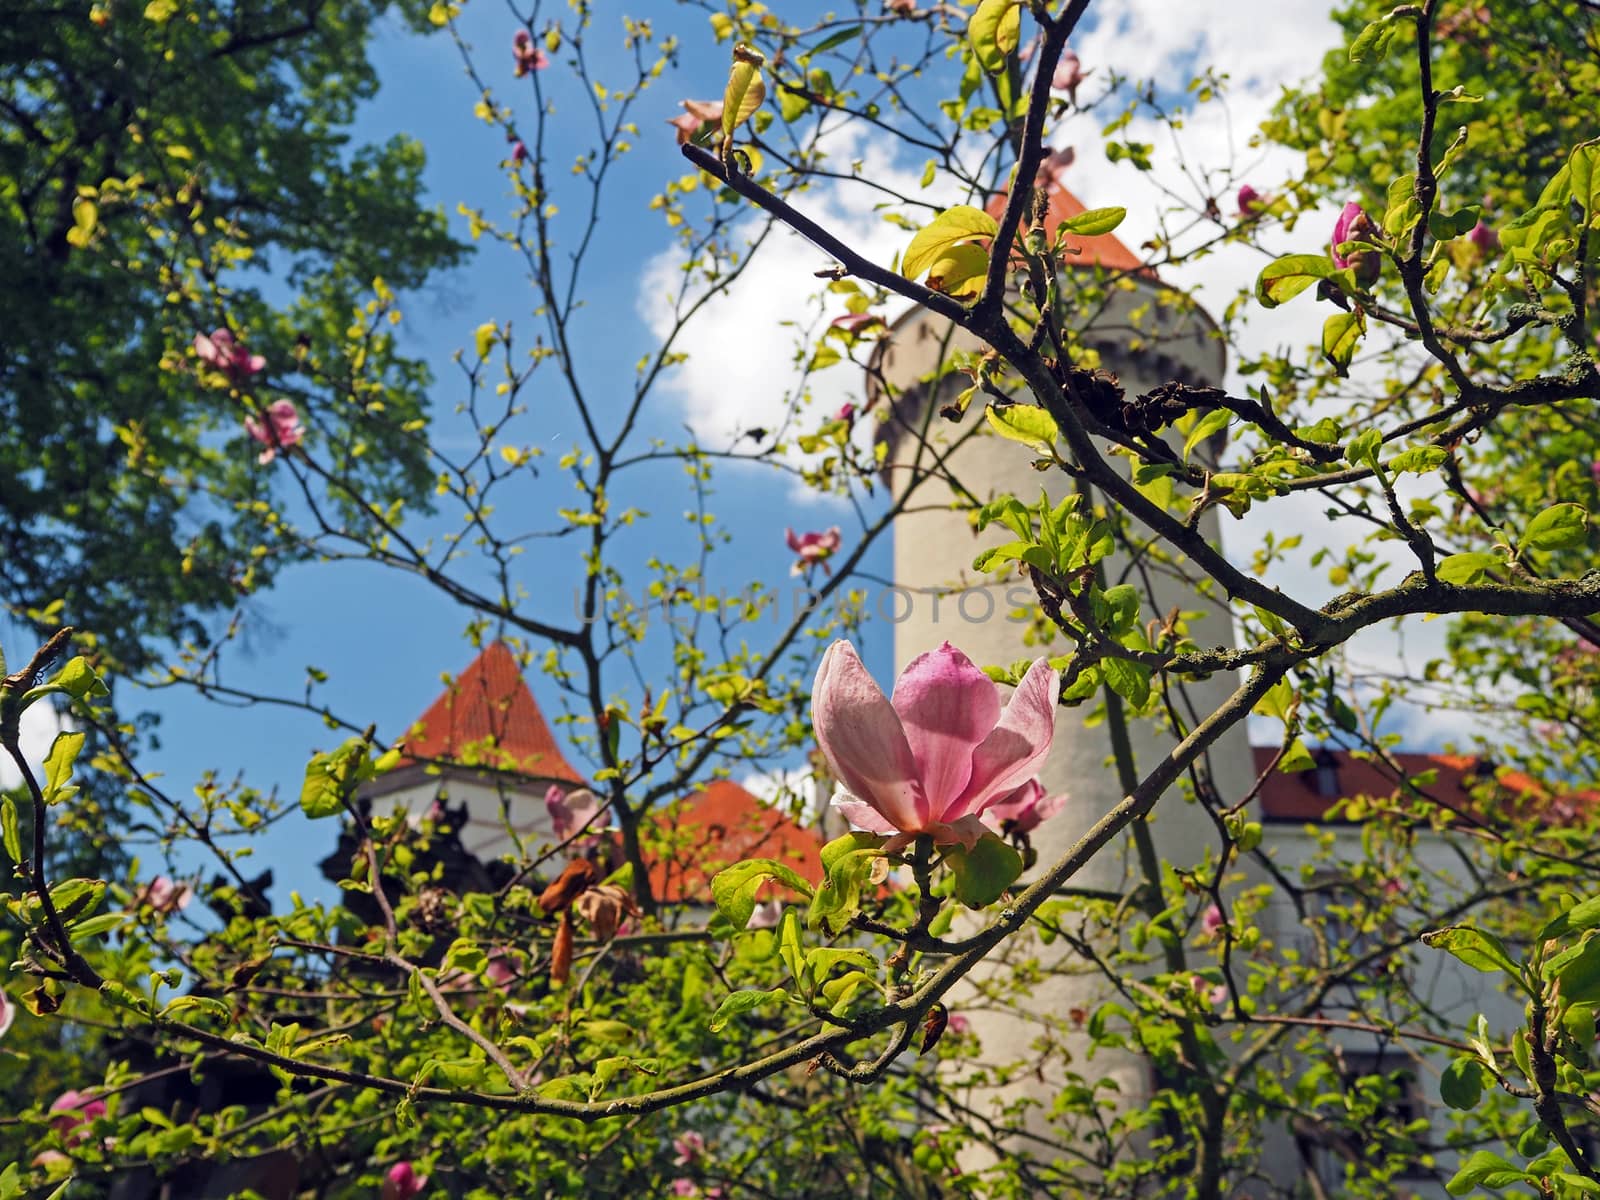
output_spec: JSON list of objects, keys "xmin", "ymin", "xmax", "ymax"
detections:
[
  {"xmin": 1467, "ymin": 220, "xmax": 1498, "ymax": 253},
  {"xmin": 1034, "ymin": 145, "xmax": 1076, "ymax": 192},
  {"xmin": 1237, "ymin": 184, "xmax": 1263, "ymax": 216},
  {"xmin": 981, "ymin": 777, "xmax": 1066, "ymax": 835},
  {"xmin": 836, "ymin": 402, "xmax": 856, "ymax": 424},
  {"xmin": 1589, "ymin": 460, "xmax": 1600, "ymax": 484},
  {"xmin": 1331, "ymin": 201, "xmax": 1381, "ymax": 284},
  {"xmin": 746, "ymin": 899, "xmax": 783, "ymax": 929},
  {"xmin": 1191, "ymin": 975, "xmax": 1228, "ymax": 1008},
  {"xmin": 1200, "ymin": 903, "xmax": 1225, "ymax": 936},
  {"xmin": 671, "ymin": 1181, "xmax": 699, "ymax": 1198},
  {"xmin": 194, "ymin": 328, "xmax": 266, "ymax": 380},
  {"xmin": 946, "ymin": 1013, "xmax": 971, "ymax": 1036},
  {"xmin": 786, "ymin": 527, "xmax": 842, "ymax": 577},
  {"xmin": 484, "ymin": 947, "xmax": 518, "ymax": 989},
  {"xmin": 0, "ymin": 986, "xmax": 13, "ymax": 1040},
  {"xmin": 244, "ymin": 399, "xmax": 305, "ymax": 464},
  {"xmin": 886, "ymin": 0, "xmax": 916, "ymax": 13},
  {"xmin": 50, "ymin": 1091, "xmax": 108, "ymax": 1143},
  {"xmin": 812, "ymin": 641, "xmax": 1059, "ymax": 851},
  {"xmin": 1052, "ymin": 47, "xmax": 1086, "ymax": 101},
  {"xmin": 512, "ymin": 29, "xmax": 548, "ymax": 76},
  {"xmin": 136, "ymin": 876, "xmax": 192, "ymax": 915},
  {"xmin": 545, "ymin": 784, "xmax": 602, "ymax": 842},
  {"xmin": 668, "ymin": 99, "xmax": 723, "ymax": 145},
  {"xmin": 672, "ymin": 1132, "xmax": 706, "ymax": 1166},
  {"xmin": 830, "ymin": 311, "xmax": 885, "ymax": 335},
  {"xmin": 382, "ymin": 1161, "xmax": 427, "ymax": 1200}
]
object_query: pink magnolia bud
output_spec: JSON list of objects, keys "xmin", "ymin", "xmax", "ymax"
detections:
[
  {"xmin": 1330, "ymin": 201, "xmax": 1381, "ymax": 285},
  {"xmin": 381, "ymin": 1161, "xmax": 427, "ymax": 1200},
  {"xmin": 1237, "ymin": 184, "xmax": 1263, "ymax": 216}
]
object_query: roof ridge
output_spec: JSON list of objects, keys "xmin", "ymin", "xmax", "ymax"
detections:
[{"xmin": 400, "ymin": 641, "xmax": 585, "ymax": 784}]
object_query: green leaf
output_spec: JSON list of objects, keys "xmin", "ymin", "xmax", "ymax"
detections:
[
  {"xmin": 1420, "ymin": 925, "xmax": 1523, "ymax": 980},
  {"xmin": 1436, "ymin": 552, "xmax": 1502, "ymax": 586},
  {"xmin": 473, "ymin": 322, "xmax": 496, "ymax": 359},
  {"xmin": 1183, "ymin": 407, "xmax": 1231, "ymax": 462},
  {"xmin": 52, "ymin": 657, "xmax": 108, "ymax": 702},
  {"xmin": 707, "ymin": 987, "xmax": 786, "ymax": 1033},
  {"xmin": 968, "ymin": 0, "xmax": 1021, "ymax": 74},
  {"xmin": 1345, "ymin": 427, "xmax": 1382, "ymax": 468},
  {"xmin": 946, "ymin": 834, "xmax": 1024, "ymax": 908},
  {"xmin": 924, "ymin": 242, "xmax": 990, "ymax": 297},
  {"xmin": 68, "ymin": 911, "xmax": 127, "ymax": 942},
  {"xmin": 1255, "ymin": 254, "xmax": 1334, "ymax": 308},
  {"xmin": 1540, "ymin": 894, "xmax": 1600, "ymax": 941},
  {"xmin": 985, "ymin": 404, "xmax": 1059, "ymax": 455},
  {"xmin": 1440, "ymin": 1057, "xmax": 1486, "ymax": 1110},
  {"xmin": 1102, "ymin": 656, "xmax": 1151, "ymax": 707},
  {"xmin": 808, "ymin": 833, "xmax": 886, "ymax": 934},
  {"xmin": 1385, "ymin": 446, "xmax": 1446, "ymax": 475},
  {"xmin": 903, "ymin": 205, "xmax": 998, "ymax": 283},
  {"xmin": 1060, "ymin": 206, "xmax": 1127, "ymax": 237},
  {"xmin": 1554, "ymin": 936, "xmax": 1600, "ymax": 1004},
  {"xmin": 42, "ymin": 730, "xmax": 85, "ymax": 805},
  {"xmin": 1320, "ymin": 310, "xmax": 1364, "ymax": 376},
  {"xmin": 1566, "ymin": 141, "xmax": 1600, "ymax": 221},
  {"xmin": 721, "ymin": 51, "xmax": 767, "ymax": 148},
  {"xmin": 710, "ymin": 858, "xmax": 815, "ymax": 930},
  {"xmin": 1348, "ymin": 12, "xmax": 1408, "ymax": 63},
  {"xmin": 0, "ymin": 795, "xmax": 18, "ymax": 864},
  {"xmin": 1519, "ymin": 502, "xmax": 1590, "ymax": 553},
  {"xmin": 808, "ymin": 24, "xmax": 861, "ymax": 55},
  {"xmin": 1278, "ymin": 739, "xmax": 1315, "ymax": 773},
  {"xmin": 1446, "ymin": 1150, "xmax": 1528, "ymax": 1196}
]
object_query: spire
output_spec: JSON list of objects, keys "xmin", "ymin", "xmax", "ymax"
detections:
[{"xmin": 401, "ymin": 641, "xmax": 584, "ymax": 783}]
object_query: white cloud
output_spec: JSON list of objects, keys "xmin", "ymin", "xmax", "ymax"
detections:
[
  {"xmin": 642, "ymin": 5, "xmax": 1498, "ymax": 749},
  {"xmin": 637, "ymin": 122, "xmax": 937, "ymax": 496},
  {"xmin": 0, "ymin": 700, "xmax": 65, "ymax": 792}
]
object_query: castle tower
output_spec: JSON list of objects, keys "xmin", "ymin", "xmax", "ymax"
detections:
[
  {"xmin": 874, "ymin": 183, "xmax": 1260, "ymax": 1145},
  {"xmin": 361, "ymin": 641, "xmax": 587, "ymax": 857}
]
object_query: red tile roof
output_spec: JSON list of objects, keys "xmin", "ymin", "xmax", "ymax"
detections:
[
  {"xmin": 648, "ymin": 779, "xmax": 824, "ymax": 905},
  {"xmin": 984, "ymin": 183, "xmax": 1148, "ymax": 275},
  {"xmin": 1251, "ymin": 746, "xmax": 1597, "ymax": 826},
  {"xmin": 401, "ymin": 642, "xmax": 585, "ymax": 784}
]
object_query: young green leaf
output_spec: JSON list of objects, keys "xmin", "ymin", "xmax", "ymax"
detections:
[
  {"xmin": 1255, "ymin": 254, "xmax": 1336, "ymax": 307},
  {"xmin": 902, "ymin": 206, "xmax": 998, "ymax": 282},
  {"xmin": 985, "ymin": 404, "xmax": 1059, "ymax": 455},
  {"xmin": 968, "ymin": 0, "xmax": 1021, "ymax": 74}
]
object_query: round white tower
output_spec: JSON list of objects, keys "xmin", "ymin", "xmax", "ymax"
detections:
[{"xmin": 873, "ymin": 184, "xmax": 1260, "ymax": 1156}]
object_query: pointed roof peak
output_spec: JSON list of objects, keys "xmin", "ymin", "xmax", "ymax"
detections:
[
  {"xmin": 401, "ymin": 641, "xmax": 585, "ymax": 784},
  {"xmin": 984, "ymin": 183, "xmax": 1147, "ymax": 275}
]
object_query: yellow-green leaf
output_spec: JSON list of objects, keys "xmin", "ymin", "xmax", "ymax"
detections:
[
  {"xmin": 903, "ymin": 205, "xmax": 997, "ymax": 282},
  {"xmin": 65, "ymin": 198, "xmax": 97, "ymax": 248},
  {"xmin": 721, "ymin": 45, "xmax": 767, "ymax": 153},
  {"xmin": 474, "ymin": 322, "xmax": 497, "ymax": 359},
  {"xmin": 985, "ymin": 404, "xmax": 1058, "ymax": 455},
  {"xmin": 143, "ymin": 0, "xmax": 177, "ymax": 21},
  {"xmin": 968, "ymin": 0, "xmax": 1021, "ymax": 75},
  {"xmin": 925, "ymin": 242, "xmax": 989, "ymax": 296},
  {"xmin": 1060, "ymin": 206, "xmax": 1126, "ymax": 237}
]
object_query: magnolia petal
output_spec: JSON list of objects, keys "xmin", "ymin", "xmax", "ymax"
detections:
[
  {"xmin": 922, "ymin": 813, "xmax": 993, "ymax": 850},
  {"xmin": 831, "ymin": 796, "xmax": 900, "ymax": 836},
  {"xmin": 890, "ymin": 643, "xmax": 999, "ymax": 818},
  {"xmin": 813, "ymin": 642, "xmax": 926, "ymax": 833},
  {"xmin": 948, "ymin": 657, "xmax": 1059, "ymax": 818}
]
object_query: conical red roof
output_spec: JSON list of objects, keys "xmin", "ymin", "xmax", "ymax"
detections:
[
  {"xmin": 985, "ymin": 183, "xmax": 1146, "ymax": 274},
  {"xmin": 401, "ymin": 641, "xmax": 584, "ymax": 783}
]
